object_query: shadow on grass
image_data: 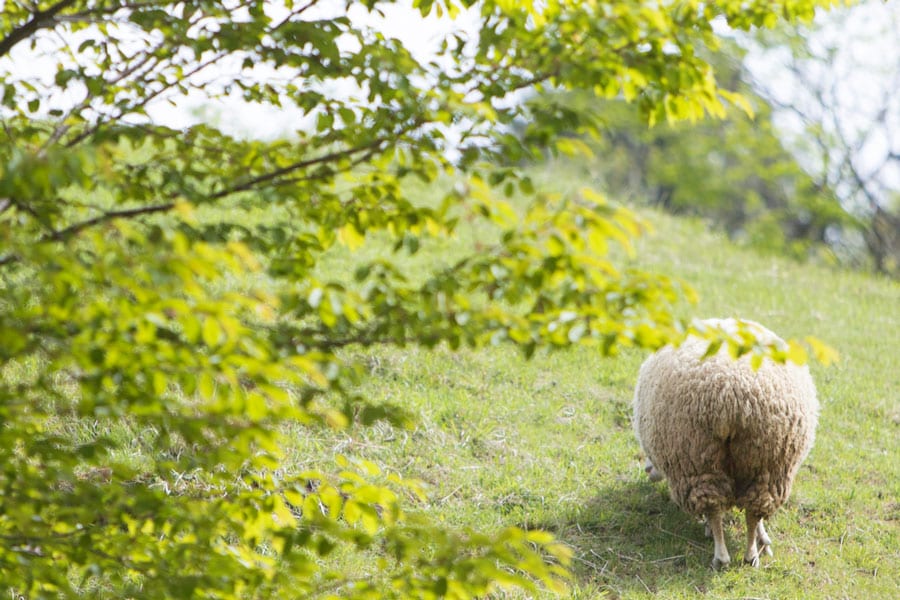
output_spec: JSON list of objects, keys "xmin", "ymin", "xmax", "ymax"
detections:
[{"xmin": 532, "ymin": 478, "xmax": 724, "ymax": 597}]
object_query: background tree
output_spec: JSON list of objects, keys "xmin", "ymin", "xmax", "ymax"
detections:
[
  {"xmin": 553, "ymin": 40, "xmax": 854, "ymax": 263},
  {"xmin": 0, "ymin": 1, "xmax": 833, "ymax": 597},
  {"xmin": 748, "ymin": 0, "xmax": 900, "ymax": 275}
]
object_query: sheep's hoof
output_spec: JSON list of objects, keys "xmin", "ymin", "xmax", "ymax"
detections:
[
  {"xmin": 644, "ymin": 460, "xmax": 664, "ymax": 482},
  {"xmin": 743, "ymin": 555, "xmax": 760, "ymax": 568},
  {"xmin": 711, "ymin": 556, "xmax": 731, "ymax": 570},
  {"xmin": 762, "ymin": 544, "xmax": 773, "ymax": 557}
]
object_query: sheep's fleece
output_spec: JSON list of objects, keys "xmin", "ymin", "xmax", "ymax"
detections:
[{"xmin": 633, "ymin": 318, "xmax": 819, "ymax": 568}]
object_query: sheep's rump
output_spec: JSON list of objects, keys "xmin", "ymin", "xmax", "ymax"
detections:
[{"xmin": 633, "ymin": 320, "xmax": 819, "ymax": 519}]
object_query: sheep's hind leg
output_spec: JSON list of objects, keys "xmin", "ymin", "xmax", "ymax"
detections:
[
  {"xmin": 757, "ymin": 519, "xmax": 773, "ymax": 557},
  {"xmin": 707, "ymin": 512, "xmax": 731, "ymax": 570},
  {"xmin": 745, "ymin": 514, "xmax": 772, "ymax": 566},
  {"xmin": 743, "ymin": 513, "xmax": 762, "ymax": 566}
]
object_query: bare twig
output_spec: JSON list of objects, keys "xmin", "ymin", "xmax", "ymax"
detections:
[
  {"xmin": 634, "ymin": 573, "xmax": 652, "ymax": 594},
  {"xmin": 656, "ymin": 524, "xmax": 707, "ymax": 551},
  {"xmin": 649, "ymin": 554, "xmax": 685, "ymax": 563},
  {"xmin": 437, "ymin": 485, "xmax": 464, "ymax": 504}
]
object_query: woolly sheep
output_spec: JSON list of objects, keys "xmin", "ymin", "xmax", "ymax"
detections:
[{"xmin": 633, "ymin": 318, "xmax": 819, "ymax": 569}]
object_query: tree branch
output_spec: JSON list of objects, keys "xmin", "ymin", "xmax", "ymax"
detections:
[
  {"xmin": 208, "ymin": 120, "xmax": 425, "ymax": 200},
  {"xmin": 49, "ymin": 202, "xmax": 177, "ymax": 242},
  {"xmin": 3, "ymin": 110, "xmax": 426, "ymax": 269},
  {"xmin": 56, "ymin": 1, "xmax": 161, "ymax": 23},
  {"xmin": 0, "ymin": 0, "xmax": 79, "ymax": 59},
  {"xmin": 0, "ymin": 201, "xmax": 176, "ymax": 267},
  {"xmin": 42, "ymin": 48, "xmax": 165, "ymax": 154},
  {"xmin": 264, "ymin": 147, "xmax": 384, "ymax": 190},
  {"xmin": 63, "ymin": 53, "xmax": 228, "ymax": 149}
]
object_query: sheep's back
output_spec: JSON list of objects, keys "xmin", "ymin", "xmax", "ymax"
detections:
[{"xmin": 633, "ymin": 327, "xmax": 818, "ymax": 517}]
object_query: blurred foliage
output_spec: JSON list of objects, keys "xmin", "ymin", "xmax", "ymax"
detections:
[
  {"xmin": 540, "ymin": 40, "xmax": 855, "ymax": 262},
  {"xmin": 0, "ymin": 0, "xmax": 835, "ymax": 597},
  {"xmin": 749, "ymin": 0, "xmax": 900, "ymax": 276}
]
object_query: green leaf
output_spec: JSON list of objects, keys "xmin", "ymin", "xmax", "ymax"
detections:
[
  {"xmin": 806, "ymin": 336, "xmax": 839, "ymax": 366},
  {"xmin": 198, "ymin": 372, "xmax": 215, "ymax": 398},
  {"xmin": 787, "ymin": 339, "xmax": 809, "ymax": 365},
  {"xmin": 202, "ymin": 317, "xmax": 222, "ymax": 347}
]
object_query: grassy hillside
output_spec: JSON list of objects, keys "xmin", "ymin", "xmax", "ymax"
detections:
[
  {"xmin": 15, "ymin": 159, "xmax": 895, "ymax": 597},
  {"xmin": 291, "ymin": 166, "xmax": 900, "ymax": 599}
]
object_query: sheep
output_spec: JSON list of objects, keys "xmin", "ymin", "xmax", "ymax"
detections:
[{"xmin": 632, "ymin": 318, "xmax": 819, "ymax": 569}]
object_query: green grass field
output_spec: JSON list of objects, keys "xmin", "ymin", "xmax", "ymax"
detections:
[{"xmin": 289, "ymin": 165, "xmax": 900, "ymax": 599}]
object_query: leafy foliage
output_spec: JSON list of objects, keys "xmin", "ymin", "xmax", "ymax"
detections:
[{"xmin": 0, "ymin": 1, "xmax": 833, "ymax": 597}]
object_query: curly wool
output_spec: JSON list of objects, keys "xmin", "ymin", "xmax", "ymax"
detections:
[{"xmin": 633, "ymin": 319, "xmax": 819, "ymax": 566}]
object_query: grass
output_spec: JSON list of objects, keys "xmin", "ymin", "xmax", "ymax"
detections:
[{"xmin": 285, "ymin": 164, "xmax": 900, "ymax": 599}]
